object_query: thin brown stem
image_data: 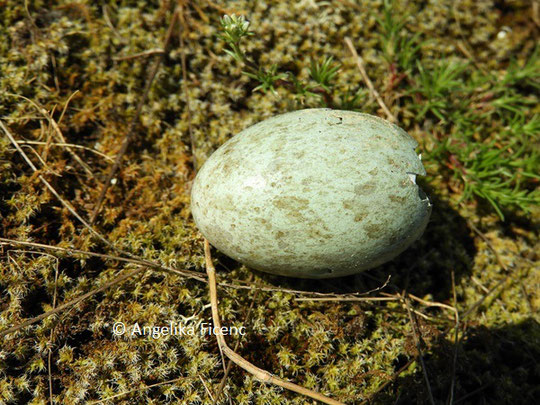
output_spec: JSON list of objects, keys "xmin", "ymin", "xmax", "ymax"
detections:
[
  {"xmin": 88, "ymin": 376, "xmax": 187, "ymax": 404},
  {"xmin": 47, "ymin": 253, "xmax": 59, "ymax": 405},
  {"xmin": 213, "ymin": 288, "xmax": 259, "ymax": 404},
  {"xmin": 344, "ymin": 37, "xmax": 396, "ymax": 123},
  {"xmin": 1, "ymin": 121, "xmax": 110, "ymax": 248},
  {"xmin": 204, "ymin": 240, "xmax": 344, "ymax": 405},
  {"xmin": 7, "ymin": 93, "xmax": 94, "ymax": 178},
  {"xmin": 403, "ymin": 294, "xmax": 435, "ymax": 405},
  {"xmin": 447, "ymin": 270, "xmax": 460, "ymax": 405},
  {"xmin": 179, "ymin": 6, "xmax": 198, "ymax": 171},
  {"xmin": 0, "ymin": 237, "xmax": 206, "ymax": 282},
  {"xmin": 113, "ymin": 48, "xmax": 165, "ymax": 61}
]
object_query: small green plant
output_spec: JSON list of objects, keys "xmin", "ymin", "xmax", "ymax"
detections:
[
  {"xmin": 309, "ymin": 56, "xmax": 340, "ymax": 92},
  {"xmin": 377, "ymin": 0, "xmax": 422, "ymax": 72},
  {"xmin": 376, "ymin": 0, "xmax": 407, "ymax": 60},
  {"xmin": 218, "ymin": 14, "xmax": 254, "ymax": 63},
  {"xmin": 336, "ymin": 87, "xmax": 367, "ymax": 111},
  {"xmin": 242, "ymin": 64, "xmax": 288, "ymax": 95},
  {"xmin": 500, "ymin": 45, "xmax": 540, "ymax": 90},
  {"xmin": 218, "ymin": 14, "xmax": 341, "ymax": 105},
  {"xmin": 411, "ymin": 60, "xmax": 469, "ymax": 121},
  {"xmin": 426, "ymin": 112, "xmax": 540, "ymax": 220}
]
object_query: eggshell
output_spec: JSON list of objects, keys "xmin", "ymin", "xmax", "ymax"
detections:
[{"xmin": 191, "ymin": 108, "xmax": 431, "ymax": 278}]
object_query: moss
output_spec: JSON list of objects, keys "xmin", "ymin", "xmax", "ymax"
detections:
[{"xmin": 0, "ymin": 0, "xmax": 538, "ymax": 404}]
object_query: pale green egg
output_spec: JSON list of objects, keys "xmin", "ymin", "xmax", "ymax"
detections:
[{"xmin": 191, "ymin": 108, "xmax": 431, "ymax": 278}]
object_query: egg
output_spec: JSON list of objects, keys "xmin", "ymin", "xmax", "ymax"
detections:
[{"xmin": 191, "ymin": 108, "xmax": 431, "ymax": 278}]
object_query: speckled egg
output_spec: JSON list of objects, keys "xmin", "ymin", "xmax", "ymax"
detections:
[{"xmin": 191, "ymin": 108, "xmax": 431, "ymax": 278}]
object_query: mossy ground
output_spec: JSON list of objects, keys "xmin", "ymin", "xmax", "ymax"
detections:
[{"xmin": 0, "ymin": 1, "xmax": 538, "ymax": 404}]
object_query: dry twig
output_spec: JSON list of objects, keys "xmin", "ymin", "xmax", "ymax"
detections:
[
  {"xmin": 447, "ymin": 270, "xmax": 460, "ymax": 405},
  {"xmin": 179, "ymin": 5, "xmax": 198, "ymax": 171},
  {"xmin": 7, "ymin": 93, "xmax": 95, "ymax": 178},
  {"xmin": 1, "ymin": 121, "xmax": 107, "ymax": 245},
  {"xmin": 204, "ymin": 240, "xmax": 344, "ymax": 405},
  {"xmin": 213, "ymin": 287, "xmax": 259, "ymax": 404},
  {"xmin": 296, "ymin": 296, "xmax": 397, "ymax": 302},
  {"xmin": 113, "ymin": 48, "xmax": 165, "ymax": 61},
  {"xmin": 199, "ymin": 375, "xmax": 215, "ymax": 402},
  {"xmin": 344, "ymin": 37, "xmax": 396, "ymax": 123},
  {"xmin": 16, "ymin": 140, "xmax": 114, "ymax": 162},
  {"xmin": 468, "ymin": 222, "xmax": 508, "ymax": 272},
  {"xmin": 403, "ymin": 294, "xmax": 436, "ymax": 405},
  {"xmin": 88, "ymin": 376, "xmax": 187, "ymax": 404},
  {"xmin": 460, "ymin": 221, "xmax": 514, "ymax": 320},
  {"xmin": 0, "ymin": 238, "xmax": 205, "ymax": 281},
  {"xmin": 47, "ymin": 252, "xmax": 59, "ymax": 405}
]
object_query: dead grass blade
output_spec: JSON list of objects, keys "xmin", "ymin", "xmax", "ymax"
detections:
[
  {"xmin": 344, "ymin": 37, "xmax": 396, "ymax": 122},
  {"xmin": 204, "ymin": 240, "xmax": 345, "ymax": 405}
]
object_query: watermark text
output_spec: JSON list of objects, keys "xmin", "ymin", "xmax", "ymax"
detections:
[{"xmin": 112, "ymin": 321, "xmax": 246, "ymax": 339}]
